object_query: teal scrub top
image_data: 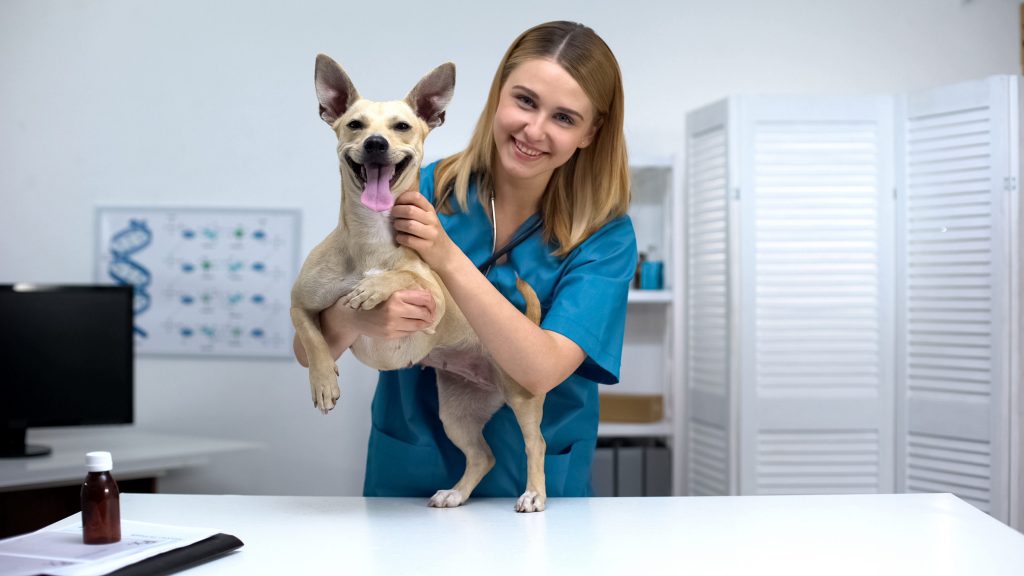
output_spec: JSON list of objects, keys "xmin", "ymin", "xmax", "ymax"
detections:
[{"xmin": 363, "ymin": 161, "xmax": 637, "ymax": 497}]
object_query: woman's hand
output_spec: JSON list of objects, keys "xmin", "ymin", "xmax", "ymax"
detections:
[
  {"xmin": 294, "ymin": 289, "xmax": 436, "ymax": 366},
  {"xmin": 327, "ymin": 289, "xmax": 436, "ymax": 341},
  {"xmin": 391, "ymin": 190, "xmax": 458, "ymax": 271}
]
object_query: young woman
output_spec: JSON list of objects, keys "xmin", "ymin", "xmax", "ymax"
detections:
[{"xmin": 297, "ymin": 20, "xmax": 636, "ymax": 498}]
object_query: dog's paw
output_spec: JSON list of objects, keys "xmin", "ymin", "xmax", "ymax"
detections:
[
  {"xmin": 310, "ymin": 364, "xmax": 340, "ymax": 414},
  {"xmin": 514, "ymin": 491, "xmax": 546, "ymax": 513},
  {"xmin": 428, "ymin": 489, "xmax": 465, "ymax": 508},
  {"xmin": 344, "ymin": 285, "xmax": 387, "ymax": 311}
]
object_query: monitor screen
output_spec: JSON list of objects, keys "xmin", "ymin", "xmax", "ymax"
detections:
[{"xmin": 0, "ymin": 284, "xmax": 134, "ymax": 457}]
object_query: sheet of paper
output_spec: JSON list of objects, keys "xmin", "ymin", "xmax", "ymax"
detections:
[{"xmin": 0, "ymin": 520, "xmax": 218, "ymax": 576}]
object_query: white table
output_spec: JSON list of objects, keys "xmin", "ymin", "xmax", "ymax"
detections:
[
  {"xmin": 0, "ymin": 427, "xmax": 259, "ymax": 491},
  {"xmin": 64, "ymin": 492, "xmax": 1024, "ymax": 575}
]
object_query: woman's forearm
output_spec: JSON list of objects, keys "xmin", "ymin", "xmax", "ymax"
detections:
[{"xmin": 435, "ymin": 252, "xmax": 585, "ymax": 396}]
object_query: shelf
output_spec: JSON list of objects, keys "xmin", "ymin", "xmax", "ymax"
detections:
[
  {"xmin": 597, "ymin": 421, "xmax": 673, "ymax": 438},
  {"xmin": 627, "ymin": 290, "xmax": 672, "ymax": 304}
]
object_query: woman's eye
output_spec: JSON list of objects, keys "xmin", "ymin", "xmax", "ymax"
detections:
[
  {"xmin": 555, "ymin": 113, "xmax": 575, "ymax": 125},
  {"xmin": 394, "ymin": 121, "xmax": 411, "ymax": 132},
  {"xmin": 516, "ymin": 95, "xmax": 535, "ymax": 107},
  {"xmin": 346, "ymin": 120, "xmax": 364, "ymax": 130}
]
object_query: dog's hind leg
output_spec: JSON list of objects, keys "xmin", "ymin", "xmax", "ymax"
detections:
[
  {"xmin": 430, "ymin": 371, "xmax": 504, "ymax": 508},
  {"xmin": 501, "ymin": 375, "xmax": 547, "ymax": 512},
  {"xmin": 290, "ymin": 306, "xmax": 343, "ymax": 414},
  {"xmin": 503, "ymin": 277, "xmax": 547, "ymax": 512}
]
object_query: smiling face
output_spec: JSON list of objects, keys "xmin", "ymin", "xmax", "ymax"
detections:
[
  {"xmin": 336, "ymin": 99, "xmax": 425, "ymax": 211},
  {"xmin": 491, "ymin": 58, "xmax": 598, "ymax": 191},
  {"xmin": 314, "ymin": 55, "xmax": 454, "ymax": 213}
]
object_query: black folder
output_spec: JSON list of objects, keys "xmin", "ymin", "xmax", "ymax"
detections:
[{"xmin": 101, "ymin": 533, "xmax": 243, "ymax": 576}]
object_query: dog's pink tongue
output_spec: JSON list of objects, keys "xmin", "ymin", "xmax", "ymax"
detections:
[{"xmin": 361, "ymin": 164, "xmax": 396, "ymax": 212}]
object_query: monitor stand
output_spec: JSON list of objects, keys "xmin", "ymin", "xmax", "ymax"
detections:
[{"xmin": 0, "ymin": 425, "xmax": 52, "ymax": 458}]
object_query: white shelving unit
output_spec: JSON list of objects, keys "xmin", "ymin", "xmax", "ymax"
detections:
[
  {"xmin": 597, "ymin": 158, "xmax": 686, "ymax": 496},
  {"xmin": 627, "ymin": 290, "xmax": 672, "ymax": 304},
  {"xmin": 598, "ymin": 421, "xmax": 673, "ymax": 438}
]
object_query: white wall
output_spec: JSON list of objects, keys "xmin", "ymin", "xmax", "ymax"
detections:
[{"xmin": 0, "ymin": 0, "xmax": 1018, "ymax": 496}]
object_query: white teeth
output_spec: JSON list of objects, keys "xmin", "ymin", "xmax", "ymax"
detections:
[{"xmin": 514, "ymin": 139, "xmax": 543, "ymax": 157}]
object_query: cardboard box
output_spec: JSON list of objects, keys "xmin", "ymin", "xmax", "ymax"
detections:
[{"xmin": 599, "ymin": 393, "xmax": 664, "ymax": 423}]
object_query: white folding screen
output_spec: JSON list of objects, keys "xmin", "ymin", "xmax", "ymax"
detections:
[
  {"xmin": 737, "ymin": 96, "xmax": 896, "ymax": 495},
  {"xmin": 895, "ymin": 76, "xmax": 1020, "ymax": 521},
  {"xmin": 685, "ymin": 100, "xmax": 734, "ymax": 496},
  {"xmin": 684, "ymin": 76, "xmax": 1020, "ymax": 523}
]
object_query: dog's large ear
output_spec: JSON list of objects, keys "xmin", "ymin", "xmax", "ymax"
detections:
[
  {"xmin": 315, "ymin": 54, "xmax": 360, "ymax": 125},
  {"xmin": 405, "ymin": 63, "xmax": 456, "ymax": 129}
]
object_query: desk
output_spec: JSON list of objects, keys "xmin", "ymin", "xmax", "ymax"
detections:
[
  {"xmin": 54, "ymin": 492, "xmax": 1024, "ymax": 575},
  {"xmin": 0, "ymin": 428, "xmax": 258, "ymax": 536}
]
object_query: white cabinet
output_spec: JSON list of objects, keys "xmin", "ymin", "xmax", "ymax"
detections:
[
  {"xmin": 597, "ymin": 159, "xmax": 686, "ymax": 496},
  {"xmin": 683, "ymin": 77, "xmax": 1021, "ymax": 524}
]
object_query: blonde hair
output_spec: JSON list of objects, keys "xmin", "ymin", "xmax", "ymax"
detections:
[{"xmin": 434, "ymin": 21, "xmax": 630, "ymax": 256}]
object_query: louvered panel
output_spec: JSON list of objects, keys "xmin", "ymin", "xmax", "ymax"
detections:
[
  {"xmin": 739, "ymin": 97, "xmax": 894, "ymax": 496},
  {"xmin": 910, "ymin": 186, "xmax": 990, "ymax": 204},
  {"xmin": 753, "ymin": 121, "xmax": 882, "ymax": 395},
  {"xmin": 896, "ymin": 76, "xmax": 1018, "ymax": 522},
  {"xmin": 685, "ymin": 100, "xmax": 735, "ymax": 498},
  {"xmin": 906, "ymin": 332, "xmax": 992, "ymax": 349},
  {"xmin": 904, "ymin": 99, "xmax": 994, "ymax": 403},
  {"xmin": 906, "ymin": 106, "xmax": 989, "ymax": 139},
  {"xmin": 907, "ymin": 288, "xmax": 992, "ymax": 301},
  {"xmin": 909, "ymin": 202, "xmax": 991, "ymax": 222},
  {"xmin": 756, "ymin": 430, "xmax": 880, "ymax": 494},
  {"xmin": 688, "ymin": 124, "xmax": 730, "ymax": 398},
  {"xmin": 906, "ymin": 432, "xmax": 991, "ymax": 512},
  {"xmin": 908, "ymin": 217, "xmax": 992, "ymax": 234},
  {"xmin": 689, "ymin": 420, "xmax": 729, "ymax": 496}
]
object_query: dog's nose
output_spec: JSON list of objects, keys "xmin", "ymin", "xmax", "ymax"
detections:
[{"xmin": 363, "ymin": 135, "xmax": 389, "ymax": 156}]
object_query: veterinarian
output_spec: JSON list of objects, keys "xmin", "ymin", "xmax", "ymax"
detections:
[{"xmin": 303, "ymin": 20, "xmax": 636, "ymax": 498}]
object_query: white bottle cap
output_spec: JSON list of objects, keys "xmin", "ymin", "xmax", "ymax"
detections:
[{"xmin": 85, "ymin": 451, "xmax": 113, "ymax": 472}]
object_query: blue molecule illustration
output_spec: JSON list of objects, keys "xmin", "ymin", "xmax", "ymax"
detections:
[
  {"xmin": 182, "ymin": 229, "xmax": 196, "ymax": 239},
  {"xmin": 251, "ymin": 262, "xmax": 266, "ymax": 272},
  {"xmin": 180, "ymin": 327, "xmax": 194, "ymax": 338},
  {"xmin": 108, "ymin": 219, "xmax": 152, "ymax": 338},
  {"xmin": 181, "ymin": 262, "xmax": 195, "ymax": 273},
  {"xmin": 251, "ymin": 294, "xmax": 266, "ymax": 305},
  {"xmin": 180, "ymin": 294, "xmax": 195, "ymax": 305},
  {"xmin": 253, "ymin": 230, "xmax": 267, "ymax": 240},
  {"xmin": 251, "ymin": 328, "xmax": 265, "ymax": 339}
]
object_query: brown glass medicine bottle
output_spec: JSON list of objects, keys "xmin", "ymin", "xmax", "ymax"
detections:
[{"xmin": 81, "ymin": 451, "xmax": 121, "ymax": 544}]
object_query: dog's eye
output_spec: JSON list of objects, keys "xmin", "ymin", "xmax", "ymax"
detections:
[
  {"xmin": 346, "ymin": 120, "xmax": 364, "ymax": 130},
  {"xmin": 394, "ymin": 121, "xmax": 411, "ymax": 132}
]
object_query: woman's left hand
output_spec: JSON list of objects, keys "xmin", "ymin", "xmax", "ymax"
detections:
[{"xmin": 391, "ymin": 190, "xmax": 457, "ymax": 270}]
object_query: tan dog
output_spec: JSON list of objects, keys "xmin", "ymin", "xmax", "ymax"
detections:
[{"xmin": 291, "ymin": 54, "xmax": 548, "ymax": 512}]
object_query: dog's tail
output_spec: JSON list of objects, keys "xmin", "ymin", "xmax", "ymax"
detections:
[{"xmin": 515, "ymin": 276, "xmax": 542, "ymax": 325}]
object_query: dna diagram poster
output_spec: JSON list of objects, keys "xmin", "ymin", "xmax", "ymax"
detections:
[{"xmin": 95, "ymin": 207, "xmax": 301, "ymax": 358}]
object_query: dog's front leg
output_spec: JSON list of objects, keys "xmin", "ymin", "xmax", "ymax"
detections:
[
  {"xmin": 341, "ymin": 270, "xmax": 435, "ymax": 331},
  {"xmin": 291, "ymin": 306, "xmax": 343, "ymax": 414}
]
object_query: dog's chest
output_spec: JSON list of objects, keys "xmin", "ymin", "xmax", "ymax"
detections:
[{"xmin": 420, "ymin": 348, "xmax": 498, "ymax": 390}]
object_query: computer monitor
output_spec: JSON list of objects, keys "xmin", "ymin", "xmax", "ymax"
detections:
[{"xmin": 0, "ymin": 284, "xmax": 134, "ymax": 458}]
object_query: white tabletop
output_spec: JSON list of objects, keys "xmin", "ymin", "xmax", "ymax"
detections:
[
  {"xmin": 56, "ymin": 492, "xmax": 1024, "ymax": 576},
  {"xmin": 0, "ymin": 427, "xmax": 259, "ymax": 491}
]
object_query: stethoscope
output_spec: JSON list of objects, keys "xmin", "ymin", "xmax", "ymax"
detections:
[{"xmin": 477, "ymin": 191, "xmax": 543, "ymax": 276}]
